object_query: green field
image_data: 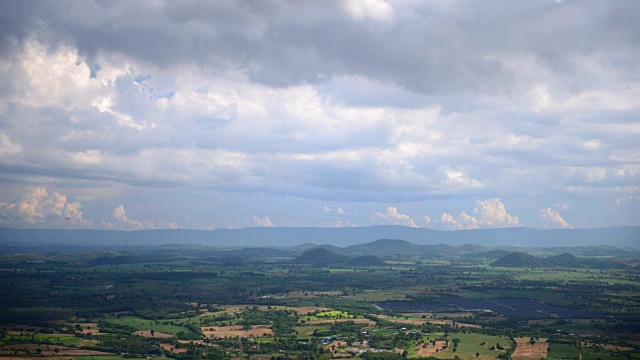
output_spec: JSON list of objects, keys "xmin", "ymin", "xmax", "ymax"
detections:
[
  {"xmin": 101, "ymin": 316, "xmax": 193, "ymax": 334},
  {"xmin": 0, "ymin": 333, "xmax": 91, "ymax": 347},
  {"xmin": 547, "ymin": 343, "xmax": 581, "ymax": 360}
]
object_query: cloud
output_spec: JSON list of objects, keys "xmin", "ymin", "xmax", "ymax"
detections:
[
  {"xmin": 113, "ymin": 205, "xmax": 150, "ymax": 230},
  {"xmin": 473, "ymin": 198, "xmax": 520, "ymax": 228},
  {"xmin": 252, "ymin": 215, "xmax": 275, "ymax": 227},
  {"xmin": 99, "ymin": 204, "xmax": 183, "ymax": 230},
  {"xmin": 333, "ymin": 220, "xmax": 357, "ymax": 228},
  {"xmin": 1, "ymin": 35, "xmax": 638, "ymax": 206},
  {"xmin": 441, "ymin": 168, "xmax": 484, "ymax": 191},
  {"xmin": 440, "ymin": 211, "xmax": 479, "ymax": 230},
  {"xmin": 5, "ymin": 1, "xmax": 637, "ymax": 94},
  {"xmin": 0, "ymin": 2, "xmax": 639, "ymax": 229},
  {"xmin": 539, "ymin": 208, "xmax": 574, "ymax": 229},
  {"xmin": 342, "ymin": 0, "xmax": 395, "ymax": 22},
  {"xmin": 0, "ymin": 132, "xmax": 22, "ymax": 156},
  {"xmin": 374, "ymin": 207, "xmax": 418, "ymax": 227},
  {"xmin": 615, "ymin": 186, "xmax": 640, "ymax": 206},
  {"xmin": 440, "ymin": 198, "xmax": 519, "ymax": 230},
  {"xmin": 323, "ymin": 205, "xmax": 351, "ymax": 227},
  {"xmin": 323, "ymin": 206, "xmax": 346, "ymax": 215},
  {"xmin": 0, "ymin": 186, "xmax": 92, "ymax": 227}
]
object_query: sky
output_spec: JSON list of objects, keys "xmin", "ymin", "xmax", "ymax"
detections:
[{"xmin": 0, "ymin": 0, "xmax": 638, "ymax": 231}]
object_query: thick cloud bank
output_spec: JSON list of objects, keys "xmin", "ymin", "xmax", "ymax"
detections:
[{"xmin": 0, "ymin": 1, "xmax": 638, "ymax": 229}]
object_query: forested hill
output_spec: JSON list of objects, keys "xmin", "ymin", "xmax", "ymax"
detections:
[
  {"xmin": 1, "ymin": 226, "xmax": 638, "ymax": 248},
  {"xmin": 491, "ymin": 252, "xmax": 629, "ymax": 269}
]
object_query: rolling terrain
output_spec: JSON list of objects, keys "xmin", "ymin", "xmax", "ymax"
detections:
[{"xmin": 1, "ymin": 226, "xmax": 639, "ymax": 248}]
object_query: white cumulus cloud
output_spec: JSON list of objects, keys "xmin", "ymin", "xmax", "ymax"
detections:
[
  {"xmin": 252, "ymin": 215, "xmax": 275, "ymax": 227},
  {"xmin": 374, "ymin": 207, "xmax": 418, "ymax": 227},
  {"xmin": 473, "ymin": 198, "xmax": 520, "ymax": 228},
  {"xmin": 539, "ymin": 208, "xmax": 574, "ymax": 229},
  {"xmin": 440, "ymin": 211, "xmax": 479, "ymax": 230},
  {"xmin": 103, "ymin": 204, "xmax": 153, "ymax": 230},
  {"xmin": 0, "ymin": 186, "xmax": 92, "ymax": 227},
  {"xmin": 440, "ymin": 198, "xmax": 519, "ymax": 230}
]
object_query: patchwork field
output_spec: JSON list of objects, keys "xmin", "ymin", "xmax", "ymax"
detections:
[{"xmin": 1, "ymin": 241, "xmax": 637, "ymax": 359}]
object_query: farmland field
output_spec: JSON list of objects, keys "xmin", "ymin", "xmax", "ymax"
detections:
[
  {"xmin": 512, "ymin": 337, "xmax": 549, "ymax": 360},
  {"xmin": 1, "ymin": 241, "xmax": 639, "ymax": 359}
]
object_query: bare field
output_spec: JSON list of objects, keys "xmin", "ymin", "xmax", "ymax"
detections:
[
  {"xmin": 512, "ymin": 338, "xmax": 549, "ymax": 360},
  {"xmin": 600, "ymin": 344, "xmax": 634, "ymax": 352},
  {"xmin": 202, "ymin": 325, "xmax": 273, "ymax": 338},
  {"xmin": 377, "ymin": 316, "xmax": 427, "ymax": 325},
  {"xmin": 0, "ymin": 344, "xmax": 113, "ymax": 357},
  {"xmin": 426, "ymin": 319, "xmax": 482, "ymax": 328},
  {"xmin": 377, "ymin": 315, "xmax": 481, "ymax": 328},
  {"xmin": 133, "ymin": 330, "xmax": 174, "ymax": 338},
  {"xmin": 400, "ymin": 312, "xmax": 432, "ymax": 318},
  {"xmin": 434, "ymin": 312, "xmax": 473, "ymax": 319},
  {"xmin": 160, "ymin": 343, "xmax": 187, "ymax": 353},
  {"xmin": 68, "ymin": 322, "xmax": 101, "ymax": 334},
  {"xmin": 416, "ymin": 340, "xmax": 448, "ymax": 357}
]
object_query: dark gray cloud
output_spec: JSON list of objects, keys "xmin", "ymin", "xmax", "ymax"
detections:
[{"xmin": 3, "ymin": 1, "xmax": 638, "ymax": 92}]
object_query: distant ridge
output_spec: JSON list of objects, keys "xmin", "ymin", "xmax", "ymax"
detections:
[
  {"xmin": 293, "ymin": 248, "xmax": 348, "ymax": 266},
  {"xmin": 491, "ymin": 252, "xmax": 628, "ymax": 269},
  {"xmin": 343, "ymin": 239, "xmax": 427, "ymax": 256},
  {"xmin": 293, "ymin": 249, "xmax": 385, "ymax": 267},
  {"xmin": 491, "ymin": 252, "xmax": 550, "ymax": 267},
  {"xmin": 1, "ymin": 226, "xmax": 638, "ymax": 248}
]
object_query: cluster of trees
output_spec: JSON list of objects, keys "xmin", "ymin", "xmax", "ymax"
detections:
[
  {"xmin": 0, "ymin": 307, "xmax": 74, "ymax": 322},
  {"xmin": 361, "ymin": 351, "xmax": 403, "ymax": 359},
  {"xmin": 86, "ymin": 336, "xmax": 154, "ymax": 357},
  {"xmin": 240, "ymin": 307, "xmax": 298, "ymax": 336},
  {"xmin": 212, "ymin": 337, "xmax": 325, "ymax": 356},
  {"xmin": 172, "ymin": 345, "xmax": 229, "ymax": 360},
  {"xmin": 329, "ymin": 320, "xmax": 368, "ymax": 335}
]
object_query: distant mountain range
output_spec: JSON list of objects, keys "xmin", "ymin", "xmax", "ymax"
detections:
[
  {"xmin": 0, "ymin": 225, "xmax": 639, "ymax": 249},
  {"xmin": 1, "ymin": 236, "xmax": 639, "ymax": 265},
  {"xmin": 491, "ymin": 252, "xmax": 628, "ymax": 269},
  {"xmin": 293, "ymin": 248, "xmax": 386, "ymax": 267}
]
